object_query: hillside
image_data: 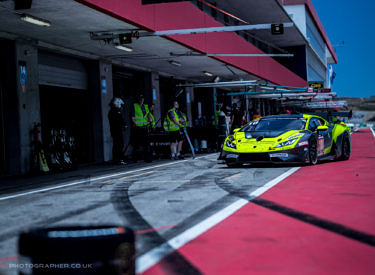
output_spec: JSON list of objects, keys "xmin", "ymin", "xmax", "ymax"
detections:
[
  {"xmin": 339, "ymin": 97, "xmax": 375, "ymax": 111},
  {"xmin": 337, "ymin": 97, "xmax": 375, "ymax": 124}
]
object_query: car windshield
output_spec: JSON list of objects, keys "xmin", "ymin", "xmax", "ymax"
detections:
[{"xmin": 241, "ymin": 118, "xmax": 306, "ymax": 132}]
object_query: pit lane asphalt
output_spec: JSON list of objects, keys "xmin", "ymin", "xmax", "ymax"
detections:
[{"xmin": 0, "ymin": 154, "xmax": 298, "ymax": 274}]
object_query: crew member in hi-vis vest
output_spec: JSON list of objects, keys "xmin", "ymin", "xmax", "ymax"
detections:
[
  {"xmin": 163, "ymin": 100, "xmax": 185, "ymax": 160},
  {"xmin": 131, "ymin": 94, "xmax": 153, "ymax": 162},
  {"xmin": 149, "ymin": 103, "xmax": 156, "ymax": 129}
]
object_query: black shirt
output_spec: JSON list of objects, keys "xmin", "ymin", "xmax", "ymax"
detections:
[
  {"xmin": 108, "ymin": 108, "xmax": 125, "ymax": 136},
  {"xmin": 231, "ymin": 109, "xmax": 242, "ymax": 126}
]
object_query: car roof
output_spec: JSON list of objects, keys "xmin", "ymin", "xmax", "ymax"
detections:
[{"xmin": 262, "ymin": 114, "xmax": 304, "ymax": 119}]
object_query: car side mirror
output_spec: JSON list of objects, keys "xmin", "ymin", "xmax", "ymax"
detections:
[
  {"xmin": 233, "ymin": 128, "xmax": 241, "ymax": 133},
  {"xmin": 317, "ymin": 125, "xmax": 328, "ymax": 132}
]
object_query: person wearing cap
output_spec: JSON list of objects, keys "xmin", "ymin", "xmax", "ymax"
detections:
[
  {"xmin": 131, "ymin": 94, "xmax": 152, "ymax": 162},
  {"xmin": 230, "ymin": 103, "xmax": 243, "ymax": 132},
  {"xmin": 164, "ymin": 100, "xmax": 185, "ymax": 160},
  {"xmin": 108, "ymin": 97, "xmax": 126, "ymax": 165}
]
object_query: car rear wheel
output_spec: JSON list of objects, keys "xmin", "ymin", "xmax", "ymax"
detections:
[
  {"xmin": 339, "ymin": 133, "xmax": 351, "ymax": 160},
  {"xmin": 308, "ymin": 136, "xmax": 318, "ymax": 165}
]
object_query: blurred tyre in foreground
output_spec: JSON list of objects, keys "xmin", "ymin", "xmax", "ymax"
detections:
[{"xmin": 18, "ymin": 225, "xmax": 135, "ymax": 275}]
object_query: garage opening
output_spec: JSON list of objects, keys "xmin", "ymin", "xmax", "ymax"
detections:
[
  {"xmin": 38, "ymin": 52, "xmax": 93, "ymax": 165},
  {"xmin": 39, "ymin": 86, "xmax": 92, "ymax": 164},
  {"xmin": 0, "ymin": 82, "xmax": 5, "ymax": 175}
]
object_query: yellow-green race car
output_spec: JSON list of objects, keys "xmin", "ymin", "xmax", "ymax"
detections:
[{"xmin": 220, "ymin": 113, "xmax": 351, "ymax": 167}]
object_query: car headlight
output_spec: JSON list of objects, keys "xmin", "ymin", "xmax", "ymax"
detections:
[
  {"xmin": 225, "ymin": 139, "xmax": 237, "ymax": 149},
  {"xmin": 275, "ymin": 138, "xmax": 297, "ymax": 148},
  {"xmin": 245, "ymin": 132, "xmax": 252, "ymax": 139}
]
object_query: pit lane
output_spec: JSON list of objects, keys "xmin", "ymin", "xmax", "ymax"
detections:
[{"xmin": 0, "ymin": 154, "xmax": 297, "ymax": 274}]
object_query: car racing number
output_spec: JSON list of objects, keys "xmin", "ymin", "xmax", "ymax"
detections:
[{"xmin": 318, "ymin": 136, "xmax": 324, "ymax": 156}]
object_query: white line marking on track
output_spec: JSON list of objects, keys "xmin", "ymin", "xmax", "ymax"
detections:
[
  {"xmin": 136, "ymin": 166, "xmax": 301, "ymax": 273},
  {"xmin": 0, "ymin": 155, "xmax": 211, "ymax": 202},
  {"xmin": 370, "ymin": 127, "xmax": 375, "ymax": 138}
]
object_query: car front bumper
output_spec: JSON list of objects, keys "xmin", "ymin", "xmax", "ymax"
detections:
[{"xmin": 221, "ymin": 146, "xmax": 309, "ymax": 164}]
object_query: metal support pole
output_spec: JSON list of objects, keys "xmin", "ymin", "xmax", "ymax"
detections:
[
  {"xmin": 226, "ymin": 90, "xmax": 308, "ymax": 96},
  {"xmin": 152, "ymin": 23, "xmax": 294, "ymax": 36},
  {"xmin": 245, "ymin": 85, "xmax": 250, "ymax": 122},
  {"xmin": 213, "ymin": 87, "xmax": 217, "ymax": 128}
]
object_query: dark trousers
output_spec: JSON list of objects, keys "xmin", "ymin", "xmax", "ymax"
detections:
[
  {"xmin": 132, "ymin": 127, "xmax": 151, "ymax": 161},
  {"xmin": 112, "ymin": 133, "xmax": 124, "ymax": 161}
]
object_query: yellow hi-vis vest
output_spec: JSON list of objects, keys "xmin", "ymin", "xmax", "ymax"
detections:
[
  {"xmin": 215, "ymin": 110, "xmax": 221, "ymax": 126},
  {"xmin": 163, "ymin": 109, "xmax": 180, "ymax": 132},
  {"xmin": 133, "ymin": 103, "xmax": 150, "ymax": 127},
  {"xmin": 181, "ymin": 113, "xmax": 188, "ymax": 128},
  {"xmin": 149, "ymin": 112, "xmax": 156, "ymax": 128}
]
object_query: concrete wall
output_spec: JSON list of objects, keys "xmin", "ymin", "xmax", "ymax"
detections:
[
  {"xmin": 306, "ymin": 11, "xmax": 326, "ymax": 63},
  {"xmin": 88, "ymin": 60, "xmax": 116, "ymax": 163},
  {"xmin": 0, "ymin": 39, "xmax": 20, "ymax": 175},
  {"xmin": 307, "ymin": 47, "xmax": 326, "ymax": 82},
  {"xmin": 99, "ymin": 61, "xmax": 114, "ymax": 161},
  {"xmin": 15, "ymin": 39, "xmax": 41, "ymax": 173},
  {"xmin": 185, "ymin": 86, "xmax": 193, "ymax": 127},
  {"xmin": 283, "ymin": 5, "xmax": 306, "ymax": 36},
  {"xmin": 151, "ymin": 72, "xmax": 161, "ymax": 127}
]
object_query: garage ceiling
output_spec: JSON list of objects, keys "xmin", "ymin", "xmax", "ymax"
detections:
[
  {"xmin": 207, "ymin": 0, "xmax": 307, "ymax": 48},
  {"xmin": 0, "ymin": 0, "xmax": 261, "ymax": 83}
]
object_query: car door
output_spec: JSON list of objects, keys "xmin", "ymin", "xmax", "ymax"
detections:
[
  {"xmin": 308, "ymin": 117, "xmax": 325, "ymax": 156},
  {"xmin": 317, "ymin": 117, "xmax": 333, "ymax": 150}
]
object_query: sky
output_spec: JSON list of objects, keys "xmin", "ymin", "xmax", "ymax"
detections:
[{"xmin": 313, "ymin": 0, "xmax": 375, "ymax": 98}]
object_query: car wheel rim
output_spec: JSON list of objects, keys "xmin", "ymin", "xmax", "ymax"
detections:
[{"xmin": 309, "ymin": 140, "xmax": 317, "ymax": 164}]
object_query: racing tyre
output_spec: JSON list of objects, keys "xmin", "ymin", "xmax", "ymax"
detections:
[
  {"xmin": 308, "ymin": 136, "xmax": 318, "ymax": 165},
  {"xmin": 339, "ymin": 133, "xmax": 351, "ymax": 160},
  {"xmin": 18, "ymin": 225, "xmax": 135, "ymax": 275}
]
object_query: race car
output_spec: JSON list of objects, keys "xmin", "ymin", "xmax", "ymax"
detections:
[{"xmin": 220, "ymin": 113, "xmax": 351, "ymax": 167}]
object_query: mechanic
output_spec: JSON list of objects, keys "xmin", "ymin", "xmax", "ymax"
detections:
[
  {"xmin": 131, "ymin": 94, "xmax": 152, "ymax": 163},
  {"xmin": 164, "ymin": 100, "xmax": 185, "ymax": 160},
  {"xmin": 108, "ymin": 97, "xmax": 126, "ymax": 165},
  {"xmin": 178, "ymin": 110, "xmax": 188, "ymax": 128},
  {"xmin": 216, "ymin": 104, "xmax": 227, "ymax": 149},
  {"xmin": 215, "ymin": 103, "xmax": 224, "ymax": 126},
  {"xmin": 230, "ymin": 103, "xmax": 243, "ymax": 132},
  {"xmin": 149, "ymin": 103, "xmax": 156, "ymax": 129}
]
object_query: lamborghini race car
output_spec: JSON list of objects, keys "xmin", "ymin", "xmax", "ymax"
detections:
[{"xmin": 220, "ymin": 113, "xmax": 351, "ymax": 167}]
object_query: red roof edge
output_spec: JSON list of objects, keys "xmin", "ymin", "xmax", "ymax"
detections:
[{"xmin": 280, "ymin": 0, "xmax": 337, "ymax": 64}]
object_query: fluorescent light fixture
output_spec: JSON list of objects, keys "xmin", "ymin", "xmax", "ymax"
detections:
[
  {"xmin": 203, "ymin": 71, "xmax": 213, "ymax": 77},
  {"xmin": 114, "ymin": 44, "xmax": 133, "ymax": 52},
  {"xmin": 169, "ymin": 60, "xmax": 181, "ymax": 67},
  {"xmin": 20, "ymin": 14, "xmax": 51, "ymax": 27}
]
